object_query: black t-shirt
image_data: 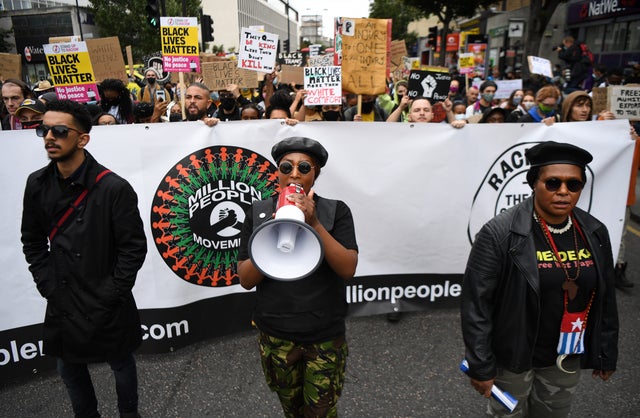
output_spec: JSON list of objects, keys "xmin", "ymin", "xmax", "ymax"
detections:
[
  {"xmin": 532, "ymin": 219, "xmax": 597, "ymax": 367},
  {"xmin": 238, "ymin": 195, "xmax": 358, "ymax": 343}
]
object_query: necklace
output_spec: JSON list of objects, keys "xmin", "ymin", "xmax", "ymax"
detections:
[
  {"xmin": 544, "ymin": 215, "xmax": 572, "ymax": 234},
  {"xmin": 533, "ymin": 211, "xmax": 581, "ymax": 300}
]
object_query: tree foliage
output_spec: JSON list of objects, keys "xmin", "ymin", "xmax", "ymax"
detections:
[
  {"xmin": 369, "ymin": 0, "xmax": 421, "ymax": 47},
  {"xmin": 89, "ymin": 0, "xmax": 200, "ymax": 62},
  {"xmin": 402, "ymin": 0, "xmax": 495, "ymax": 65}
]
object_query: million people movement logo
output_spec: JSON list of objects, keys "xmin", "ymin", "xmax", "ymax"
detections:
[{"xmin": 151, "ymin": 145, "xmax": 278, "ymax": 287}]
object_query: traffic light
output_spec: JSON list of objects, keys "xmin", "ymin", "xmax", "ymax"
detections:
[
  {"xmin": 201, "ymin": 14, "xmax": 214, "ymax": 43},
  {"xmin": 283, "ymin": 39, "xmax": 289, "ymax": 54},
  {"xmin": 146, "ymin": 0, "xmax": 160, "ymax": 29},
  {"xmin": 427, "ymin": 26, "xmax": 437, "ymax": 48}
]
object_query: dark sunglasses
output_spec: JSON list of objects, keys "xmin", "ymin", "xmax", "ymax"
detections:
[
  {"xmin": 278, "ymin": 161, "xmax": 314, "ymax": 175},
  {"xmin": 36, "ymin": 124, "xmax": 84, "ymax": 139},
  {"xmin": 543, "ymin": 177, "xmax": 584, "ymax": 193}
]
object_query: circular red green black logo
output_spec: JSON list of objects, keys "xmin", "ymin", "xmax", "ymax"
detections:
[{"xmin": 151, "ymin": 145, "xmax": 278, "ymax": 286}]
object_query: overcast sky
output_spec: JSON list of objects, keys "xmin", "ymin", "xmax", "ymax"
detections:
[{"xmin": 289, "ymin": 0, "xmax": 371, "ymax": 37}]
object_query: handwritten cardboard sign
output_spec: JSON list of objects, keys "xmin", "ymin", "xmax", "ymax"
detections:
[
  {"xmin": 304, "ymin": 66, "xmax": 342, "ymax": 106},
  {"xmin": 390, "ymin": 40, "xmax": 407, "ymax": 66},
  {"xmin": 278, "ymin": 64, "xmax": 304, "ymax": 85},
  {"xmin": 161, "ymin": 17, "xmax": 200, "ymax": 72},
  {"xmin": 337, "ymin": 17, "xmax": 390, "ymax": 95},
  {"xmin": 201, "ymin": 60, "xmax": 258, "ymax": 90},
  {"xmin": 239, "ymin": 28, "xmax": 278, "ymax": 73},
  {"xmin": 0, "ymin": 53, "xmax": 22, "ymax": 80},
  {"xmin": 407, "ymin": 70, "xmax": 451, "ymax": 101},
  {"xmin": 308, "ymin": 54, "xmax": 335, "ymax": 67},
  {"xmin": 592, "ymin": 86, "xmax": 640, "ymax": 121},
  {"xmin": 86, "ymin": 37, "xmax": 127, "ymax": 83},
  {"xmin": 43, "ymin": 41, "xmax": 99, "ymax": 103},
  {"xmin": 527, "ymin": 55, "xmax": 553, "ymax": 78}
]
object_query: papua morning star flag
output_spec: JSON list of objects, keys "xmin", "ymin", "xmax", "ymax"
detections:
[{"xmin": 557, "ymin": 309, "xmax": 587, "ymax": 355}]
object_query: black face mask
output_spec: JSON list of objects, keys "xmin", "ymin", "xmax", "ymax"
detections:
[
  {"xmin": 21, "ymin": 120, "xmax": 43, "ymax": 130},
  {"xmin": 169, "ymin": 113, "xmax": 183, "ymax": 122},
  {"xmin": 322, "ymin": 110, "xmax": 341, "ymax": 121},
  {"xmin": 361, "ymin": 101, "xmax": 375, "ymax": 114},
  {"xmin": 103, "ymin": 99, "xmax": 119, "ymax": 107},
  {"xmin": 146, "ymin": 77, "xmax": 156, "ymax": 85},
  {"xmin": 221, "ymin": 98, "xmax": 236, "ymax": 111}
]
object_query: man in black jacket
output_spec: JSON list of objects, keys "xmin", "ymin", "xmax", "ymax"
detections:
[
  {"xmin": 555, "ymin": 36, "xmax": 590, "ymax": 93},
  {"xmin": 21, "ymin": 99, "xmax": 147, "ymax": 418}
]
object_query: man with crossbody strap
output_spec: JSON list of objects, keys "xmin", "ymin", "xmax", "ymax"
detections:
[{"xmin": 21, "ymin": 99, "xmax": 147, "ymax": 418}]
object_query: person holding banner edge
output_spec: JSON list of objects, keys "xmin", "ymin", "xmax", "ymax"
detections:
[
  {"xmin": 461, "ymin": 141, "xmax": 618, "ymax": 417},
  {"xmin": 237, "ymin": 137, "xmax": 358, "ymax": 417}
]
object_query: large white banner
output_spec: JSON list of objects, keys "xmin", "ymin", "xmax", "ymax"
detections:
[{"xmin": 0, "ymin": 120, "xmax": 634, "ymax": 379}]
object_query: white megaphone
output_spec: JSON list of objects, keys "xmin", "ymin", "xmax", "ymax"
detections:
[{"xmin": 248, "ymin": 184, "xmax": 324, "ymax": 281}]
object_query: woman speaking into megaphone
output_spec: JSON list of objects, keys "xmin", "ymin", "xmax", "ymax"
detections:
[{"xmin": 237, "ymin": 136, "xmax": 359, "ymax": 417}]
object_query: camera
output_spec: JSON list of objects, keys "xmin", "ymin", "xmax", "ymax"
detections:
[{"xmin": 552, "ymin": 45, "xmax": 563, "ymax": 52}]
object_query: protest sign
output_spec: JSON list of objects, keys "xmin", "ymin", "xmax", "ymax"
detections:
[
  {"xmin": 527, "ymin": 55, "xmax": 553, "ymax": 78},
  {"xmin": 308, "ymin": 54, "xmax": 335, "ymax": 67},
  {"xmin": 201, "ymin": 60, "xmax": 258, "ymax": 90},
  {"xmin": 0, "ymin": 53, "xmax": 22, "ymax": 80},
  {"xmin": 407, "ymin": 70, "xmax": 451, "ymax": 101},
  {"xmin": 309, "ymin": 44, "xmax": 321, "ymax": 57},
  {"xmin": 278, "ymin": 64, "xmax": 304, "ymax": 85},
  {"xmin": 277, "ymin": 51, "xmax": 304, "ymax": 66},
  {"xmin": 43, "ymin": 41, "xmax": 99, "ymax": 103},
  {"xmin": 238, "ymin": 28, "xmax": 278, "ymax": 73},
  {"xmin": 336, "ymin": 17, "xmax": 390, "ymax": 95},
  {"xmin": 390, "ymin": 40, "xmax": 407, "ymax": 67},
  {"xmin": 160, "ymin": 17, "xmax": 200, "ymax": 73},
  {"xmin": 458, "ymin": 52, "xmax": 475, "ymax": 75},
  {"xmin": 86, "ymin": 37, "xmax": 127, "ymax": 83},
  {"xmin": 591, "ymin": 86, "xmax": 640, "ymax": 121},
  {"xmin": 494, "ymin": 79, "xmax": 523, "ymax": 99},
  {"xmin": 304, "ymin": 66, "xmax": 342, "ymax": 106}
]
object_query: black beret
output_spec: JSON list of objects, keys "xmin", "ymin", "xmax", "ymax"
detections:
[
  {"xmin": 525, "ymin": 141, "xmax": 593, "ymax": 168},
  {"xmin": 271, "ymin": 137, "xmax": 329, "ymax": 167},
  {"xmin": 479, "ymin": 106, "xmax": 509, "ymax": 123}
]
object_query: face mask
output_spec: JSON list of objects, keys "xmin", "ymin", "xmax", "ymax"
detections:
[
  {"xmin": 322, "ymin": 110, "xmax": 341, "ymax": 121},
  {"xmin": 146, "ymin": 77, "xmax": 156, "ymax": 85},
  {"xmin": 482, "ymin": 93, "xmax": 495, "ymax": 102},
  {"xmin": 104, "ymin": 99, "xmax": 119, "ymax": 107},
  {"xmin": 21, "ymin": 120, "xmax": 43, "ymax": 130},
  {"xmin": 450, "ymin": 86, "xmax": 459, "ymax": 93},
  {"xmin": 169, "ymin": 113, "xmax": 183, "ymax": 122},
  {"xmin": 221, "ymin": 98, "xmax": 236, "ymax": 111},
  {"xmin": 454, "ymin": 114, "xmax": 466, "ymax": 121},
  {"xmin": 361, "ymin": 101, "xmax": 375, "ymax": 114},
  {"xmin": 512, "ymin": 97, "xmax": 522, "ymax": 106},
  {"xmin": 538, "ymin": 103, "xmax": 555, "ymax": 115},
  {"xmin": 523, "ymin": 101, "xmax": 535, "ymax": 110}
]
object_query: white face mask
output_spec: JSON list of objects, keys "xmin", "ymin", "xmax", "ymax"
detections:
[
  {"xmin": 454, "ymin": 114, "xmax": 467, "ymax": 120},
  {"xmin": 523, "ymin": 101, "xmax": 535, "ymax": 110}
]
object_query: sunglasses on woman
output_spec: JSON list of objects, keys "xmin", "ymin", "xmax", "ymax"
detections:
[
  {"xmin": 278, "ymin": 161, "xmax": 314, "ymax": 175},
  {"xmin": 543, "ymin": 177, "xmax": 584, "ymax": 193},
  {"xmin": 35, "ymin": 124, "xmax": 84, "ymax": 139}
]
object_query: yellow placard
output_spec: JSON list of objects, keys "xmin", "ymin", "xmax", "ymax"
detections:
[{"xmin": 43, "ymin": 42, "xmax": 98, "ymax": 102}]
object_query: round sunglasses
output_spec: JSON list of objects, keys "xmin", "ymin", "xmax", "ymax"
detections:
[
  {"xmin": 542, "ymin": 177, "xmax": 584, "ymax": 193},
  {"xmin": 278, "ymin": 161, "xmax": 314, "ymax": 175}
]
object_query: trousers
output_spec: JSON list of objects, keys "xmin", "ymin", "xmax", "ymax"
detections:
[{"xmin": 57, "ymin": 352, "xmax": 139, "ymax": 418}]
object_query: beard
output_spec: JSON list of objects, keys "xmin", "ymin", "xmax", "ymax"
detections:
[{"xmin": 186, "ymin": 106, "xmax": 207, "ymax": 121}]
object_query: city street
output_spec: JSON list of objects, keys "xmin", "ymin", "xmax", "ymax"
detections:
[{"xmin": 2, "ymin": 202, "xmax": 639, "ymax": 417}]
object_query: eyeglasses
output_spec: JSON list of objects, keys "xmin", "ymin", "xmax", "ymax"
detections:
[
  {"xmin": 278, "ymin": 161, "xmax": 314, "ymax": 175},
  {"xmin": 543, "ymin": 177, "xmax": 584, "ymax": 193},
  {"xmin": 36, "ymin": 124, "xmax": 84, "ymax": 139}
]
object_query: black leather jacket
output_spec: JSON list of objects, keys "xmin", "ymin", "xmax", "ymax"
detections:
[{"xmin": 461, "ymin": 197, "xmax": 618, "ymax": 381}]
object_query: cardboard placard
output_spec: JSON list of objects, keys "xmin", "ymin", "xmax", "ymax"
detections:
[
  {"xmin": 390, "ymin": 40, "xmax": 407, "ymax": 66},
  {"xmin": 527, "ymin": 55, "xmax": 553, "ymax": 78},
  {"xmin": 201, "ymin": 60, "xmax": 258, "ymax": 90},
  {"xmin": 407, "ymin": 70, "xmax": 452, "ymax": 101},
  {"xmin": 304, "ymin": 66, "xmax": 342, "ymax": 106},
  {"xmin": 593, "ymin": 86, "xmax": 640, "ymax": 121},
  {"xmin": 337, "ymin": 17, "xmax": 390, "ymax": 95},
  {"xmin": 86, "ymin": 37, "xmax": 127, "ymax": 83},
  {"xmin": 0, "ymin": 53, "xmax": 22, "ymax": 80},
  {"xmin": 278, "ymin": 64, "xmax": 304, "ymax": 86},
  {"xmin": 238, "ymin": 28, "xmax": 278, "ymax": 73}
]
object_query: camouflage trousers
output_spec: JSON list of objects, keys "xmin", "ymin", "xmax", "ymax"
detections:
[
  {"xmin": 258, "ymin": 331, "xmax": 348, "ymax": 418},
  {"xmin": 488, "ymin": 356, "xmax": 581, "ymax": 417}
]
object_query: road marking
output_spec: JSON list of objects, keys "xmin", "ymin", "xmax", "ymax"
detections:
[{"xmin": 628, "ymin": 224, "xmax": 640, "ymax": 238}]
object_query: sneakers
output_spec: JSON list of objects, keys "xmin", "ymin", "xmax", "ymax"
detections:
[{"xmin": 615, "ymin": 262, "xmax": 634, "ymax": 289}]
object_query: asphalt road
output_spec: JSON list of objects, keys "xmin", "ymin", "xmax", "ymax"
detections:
[{"xmin": 2, "ymin": 197, "xmax": 640, "ymax": 417}]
